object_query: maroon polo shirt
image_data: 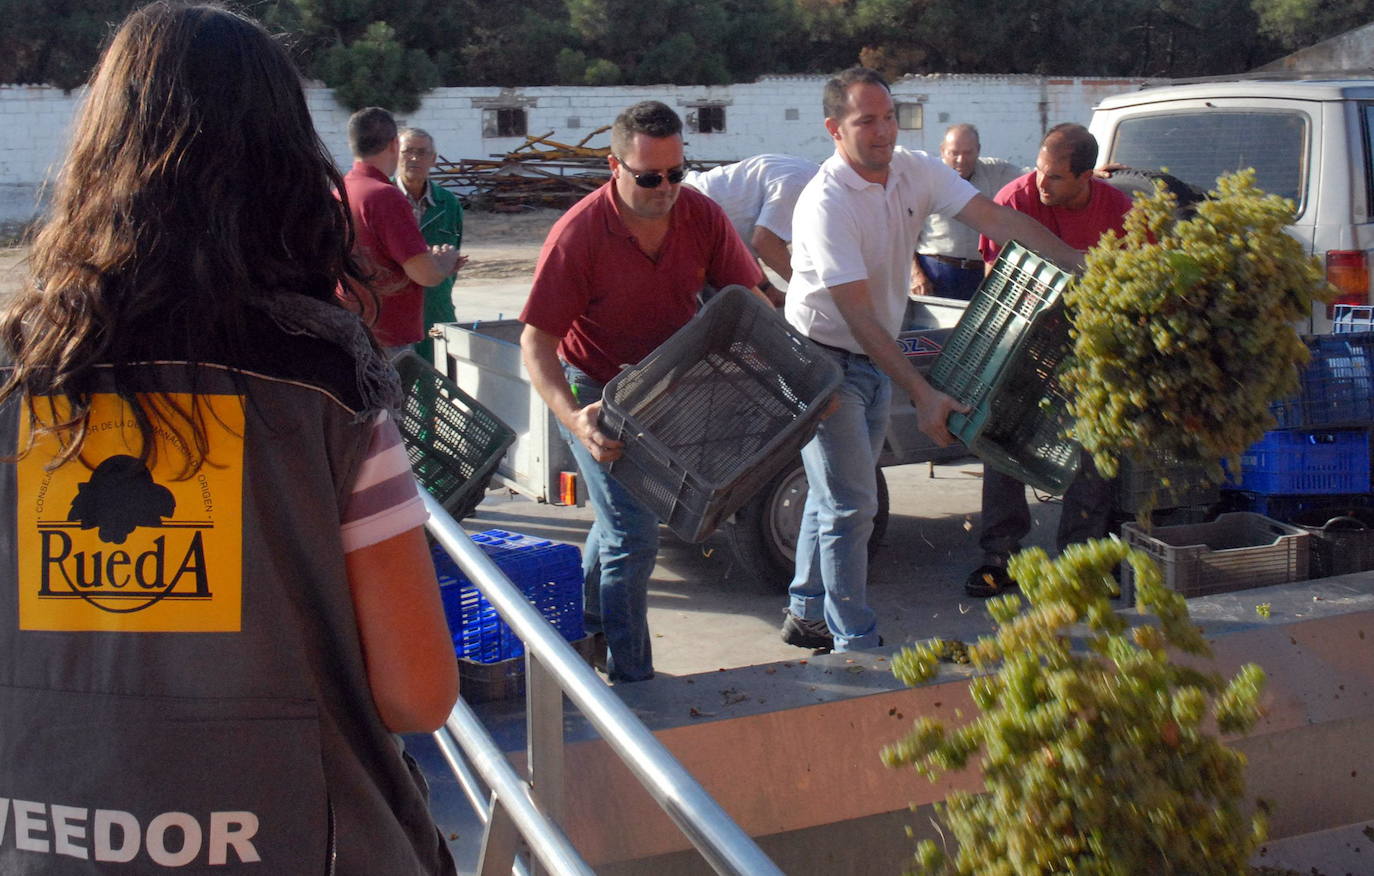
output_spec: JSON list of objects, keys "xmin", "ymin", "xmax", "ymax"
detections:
[
  {"xmin": 520, "ymin": 183, "xmax": 762, "ymax": 384},
  {"xmin": 339, "ymin": 161, "xmax": 431, "ymax": 347},
  {"xmin": 979, "ymin": 172, "xmax": 1133, "ymax": 263}
]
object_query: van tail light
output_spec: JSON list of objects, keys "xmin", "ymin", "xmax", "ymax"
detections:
[{"xmin": 1326, "ymin": 250, "xmax": 1370, "ymax": 317}]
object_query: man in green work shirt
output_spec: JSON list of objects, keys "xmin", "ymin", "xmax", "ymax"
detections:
[{"xmin": 395, "ymin": 126, "xmax": 466, "ymax": 363}]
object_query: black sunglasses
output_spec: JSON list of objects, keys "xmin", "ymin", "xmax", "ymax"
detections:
[{"xmin": 616, "ymin": 157, "xmax": 685, "ymax": 189}]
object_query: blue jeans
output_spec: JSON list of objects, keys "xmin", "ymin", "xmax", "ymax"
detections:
[
  {"xmin": 916, "ymin": 255, "xmax": 982, "ymax": 301},
  {"xmin": 561, "ymin": 365, "xmax": 658, "ymax": 682},
  {"xmin": 788, "ymin": 349, "xmax": 890, "ymax": 650}
]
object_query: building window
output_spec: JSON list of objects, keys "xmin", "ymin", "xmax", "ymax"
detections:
[
  {"xmin": 897, "ymin": 102, "xmax": 923, "ymax": 131},
  {"xmin": 483, "ymin": 107, "xmax": 527, "ymax": 138},
  {"xmin": 690, "ymin": 105, "xmax": 726, "ymax": 134},
  {"xmin": 785, "ymin": 108, "xmax": 800, "ymax": 121}
]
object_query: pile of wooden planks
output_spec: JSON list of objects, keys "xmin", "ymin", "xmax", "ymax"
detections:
[
  {"xmin": 431, "ymin": 127, "xmax": 613, "ymax": 211},
  {"xmin": 432, "ymin": 126, "xmax": 730, "ymax": 211}
]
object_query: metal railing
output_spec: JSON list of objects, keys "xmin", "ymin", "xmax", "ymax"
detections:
[{"xmin": 423, "ymin": 491, "xmax": 783, "ymax": 876}]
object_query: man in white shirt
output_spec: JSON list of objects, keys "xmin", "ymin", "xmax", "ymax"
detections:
[
  {"xmin": 911, "ymin": 124, "xmax": 1022, "ymax": 301},
  {"xmin": 683, "ymin": 154, "xmax": 818, "ymax": 305},
  {"xmin": 780, "ymin": 67, "xmax": 1081, "ymax": 653}
]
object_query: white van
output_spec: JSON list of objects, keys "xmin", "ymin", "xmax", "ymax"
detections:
[{"xmin": 1089, "ymin": 77, "xmax": 1374, "ymax": 333}]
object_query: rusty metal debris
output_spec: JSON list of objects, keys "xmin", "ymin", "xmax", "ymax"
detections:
[{"xmin": 432, "ymin": 126, "xmax": 726, "ymax": 211}]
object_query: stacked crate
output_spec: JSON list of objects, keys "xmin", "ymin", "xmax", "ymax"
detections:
[
  {"xmin": 430, "ymin": 529, "xmax": 589, "ymax": 702},
  {"xmin": 1222, "ymin": 324, "xmax": 1374, "ymax": 578}
]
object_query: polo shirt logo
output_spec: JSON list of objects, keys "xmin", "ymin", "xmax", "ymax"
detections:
[{"xmin": 18, "ymin": 394, "xmax": 244, "ymax": 632}]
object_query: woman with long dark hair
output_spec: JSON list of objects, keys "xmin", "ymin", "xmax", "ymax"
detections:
[{"xmin": 0, "ymin": 3, "xmax": 458, "ymax": 872}]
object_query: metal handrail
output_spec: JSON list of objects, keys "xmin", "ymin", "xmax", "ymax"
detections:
[{"xmin": 424, "ymin": 491, "xmax": 782, "ymax": 876}]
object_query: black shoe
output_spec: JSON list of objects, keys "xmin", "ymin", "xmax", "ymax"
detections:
[
  {"xmin": 964, "ymin": 564, "xmax": 1018, "ymax": 598},
  {"xmin": 780, "ymin": 610, "xmax": 834, "ymax": 650}
]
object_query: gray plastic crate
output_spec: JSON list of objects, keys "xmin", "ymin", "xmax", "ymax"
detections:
[
  {"xmin": 1120, "ymin": 511, "xmax": 1310, "ymax": 601},
  {"xmin": 599, "ymin": 286, "xmax": 842, "ymax": 543}
]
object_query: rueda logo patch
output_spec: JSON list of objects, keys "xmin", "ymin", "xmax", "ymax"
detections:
[{"xmin": 17, "ymin": 394, "xmax": 244, "ymax": 632}]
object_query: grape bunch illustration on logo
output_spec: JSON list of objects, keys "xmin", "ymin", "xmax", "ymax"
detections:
[{"xmin": 68, "ymin": 455, "xmax": 176, "ymax": 543}]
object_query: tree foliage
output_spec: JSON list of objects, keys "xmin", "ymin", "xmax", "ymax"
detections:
[
  {"xmin": 3, "ymin": 0, "xmax": 1367, "ymax": 99},
  {"xmin": 0, "ymin": 0, "xmax": 143, "ymax": 89},
  {"xmin": 1252, "ymin": 0, "xmax": 1371, "ymax": 51}
]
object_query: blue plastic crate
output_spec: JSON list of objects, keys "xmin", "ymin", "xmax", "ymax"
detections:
[
  {"xmin": 1233, "ymin": 428, "xmax": 1372, "ymax": 495},
  {"xmin": 431, "ymin": 529, "xmax": 584, "ymax": 664},
  {"xmin": 1270, "ymin": 333, "xmax": 1374, "ymax": 428}
]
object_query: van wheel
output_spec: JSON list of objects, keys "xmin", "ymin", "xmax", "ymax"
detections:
[
  {"xmin": 1102, "ymin": 167, "xmax": 1206, "ymax": 218},
  {"xmin": 727, "ymin": 460, "xmax": 889, "ymax": 593}
]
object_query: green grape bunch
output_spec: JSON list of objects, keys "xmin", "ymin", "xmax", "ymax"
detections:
[
  {"xmin": 1062, "ymin": 169, "xmax": 1334, "ymax": 482},
  {"xmin": 884, "ymin": 538, "xmax": 1268, "ymax": 875}
]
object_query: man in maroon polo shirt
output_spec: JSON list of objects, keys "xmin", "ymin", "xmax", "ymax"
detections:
[
  {"xmin": 966, "ymin": 123, "xmax": 1133, "ymax": 598},
  {"xmin": 518, "ymin": 101, "xmax": 763, "ymax": 683},
  {"xmin": 340, "ymin": 107, "xmax": 464, "ymax": 353}
]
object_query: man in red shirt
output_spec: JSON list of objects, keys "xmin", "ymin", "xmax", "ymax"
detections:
[
  {"xmin": 967, "ymin": 123, "xmax": 1133, "ymax": 597},
  {"xmin": 519, "ymin": 101, "xmax": 763, "ymax": 682},
  {"xmin": 340, "ymin": 107, "xmax": 464, "ymax": 352}
]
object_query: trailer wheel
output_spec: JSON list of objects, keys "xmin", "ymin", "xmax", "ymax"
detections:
[{"xmin": 727, "ymin": 460, "xmax": 889, "ymax": 593}]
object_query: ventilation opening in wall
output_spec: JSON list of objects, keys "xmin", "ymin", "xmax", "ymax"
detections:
[
  {"xmin": 687, "ymin": 105, "xmax": 726, "ymax": 134},
  {"xmin": 897, "ymin": 102, "xmax": 923, "ymax": 131},
  {"xmin": 785, "ymin": 108, "xmax": 800, "ymax": 121},
  {"xmin": 482, "ymin": 107, "xmax": 527, "ymax": 138}
]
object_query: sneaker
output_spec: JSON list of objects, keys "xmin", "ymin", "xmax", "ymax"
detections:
[
  {"xmin": 780, "ymin": 610, "xmax": 834, "ymax": 650},
  {"xmin": 964, "ymin": 564, "xmax": 1018, "ymax": 598}
]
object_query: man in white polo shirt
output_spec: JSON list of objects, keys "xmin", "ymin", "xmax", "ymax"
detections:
[
  {"xmin": 780, "ymin": 67, "xmax": 1082, "ymax": 653},
  {"xmin": 683, "ymin": 154, "xmax": 818, "ymax": 304}
]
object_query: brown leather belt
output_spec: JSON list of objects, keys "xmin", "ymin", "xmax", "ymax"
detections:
[{"xmin": 919, "ymin": 253, "xmax": 982, "ymax": 271}]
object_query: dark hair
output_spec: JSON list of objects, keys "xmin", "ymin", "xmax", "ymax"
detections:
[
  {"xmin": 348, "ymin": 106, "xmax": 398, "ymax": 159},
  {"xmin": 0, "ymin": 1, "xmax": 365, "ymax": 472},
  {"xmin": 823, "ymin": 67, "xmax": 890, "ymax": 122},
  {"xmin": 1041, "ymin": 123, "xmax": 1098, "ymax": 176},
  {"xmin": 610, "ymin": 101, "xmax": 682, "ymax": 157}
]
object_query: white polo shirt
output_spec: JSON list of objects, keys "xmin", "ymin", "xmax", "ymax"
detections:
[
  {"xmin": 786, "ymin": 147, "xmax": 977, "ymax": 352},
  {"xmin": 683, "ymin": 154, "xmax": 819, "ymax": 252}
]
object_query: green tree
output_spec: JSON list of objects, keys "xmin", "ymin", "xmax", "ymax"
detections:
[
  {"xmin": 1251, "ymin": 0, "xmax": 1371, "ymax": 51},
  {"xmin": 460, "ymin": 8, "xmax": 577, "ymax": 85},
  {"xmin": 259, "ymin": 0, "xmax": 463, "ymax": 106},
  {"xmin": 0, "ymin": 0, "xmax": 142, "ymax": 90},
  {"xmin": 315, "ymin": 21, "xmax": 437, "ymax": 112}
]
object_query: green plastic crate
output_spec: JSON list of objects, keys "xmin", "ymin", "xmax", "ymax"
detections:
[
  {"xmin": 927, "ymin": 242, "xmax": 1081, "ymax": 493},
  {"xmin": 394, "ymin": 351, "xmax": 516, "ymax": 520}
]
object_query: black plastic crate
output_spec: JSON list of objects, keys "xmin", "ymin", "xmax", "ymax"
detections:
[
  {"xmin": 1219, "ymin": 490, "xmax": 1374, "ymax": 519},
  {"xmin": 394, "ymin": 351, "xmax": 517, "ymax": 519},
  {"xmin": 928, "ymin": 242, "xmax": 1080, "ymax": 494},
  {"xmin": 1288, "ymin": 507, "xmax": 1374, "ymax": 578},
  {"xmin": 1116, "ymin": 456, "xmax": 1221, "ymax": 514},
  {"xmin": 459, "ymin": 635, "xmax": 598, "ymax": 704},
  {"xmin": 599, "ymin": 286, "xmax": 842, "ymax": 543}
]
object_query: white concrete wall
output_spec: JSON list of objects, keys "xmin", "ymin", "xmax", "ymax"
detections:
[{"xmin": 0, "ymin": 74, "xmax": 1164, "ymax": 210}]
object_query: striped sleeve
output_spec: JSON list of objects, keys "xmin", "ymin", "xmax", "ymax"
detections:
[{"xmin": 340, "ymin": 410, "xmax": 428, "ymax": 553}]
